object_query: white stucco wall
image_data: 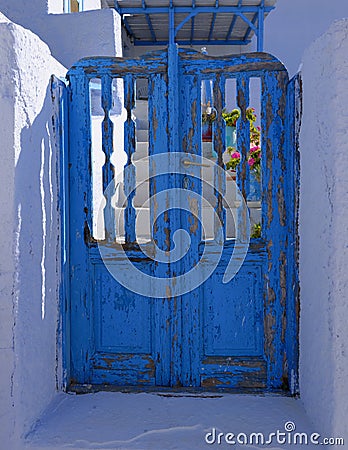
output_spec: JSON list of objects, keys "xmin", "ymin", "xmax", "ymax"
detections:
[
  {"xmin": 299, "ymin": 18, "xmax": 348, "ymax": 437},
  {"xmin": 48, "ymin": 0, "xmax": 63, "ymax": 14},
  {"xmin": 83, "ymin": 0, "xmax": 101, "ymax": 11},
  {"xmin": 39, "ymin": 9, "xmax": 122, "ymax": 68},
  {"xmin": 0, "ymin": 2, "xmax": 122, "ymax": 68},
  {"xmin": 0, "ymin": 13, "xmax": 66, "ymax": 448},
  {"xmin": 0, "ymin": 0, "xmax": 49, "ymax": 17},
  {"xmin": 49, "ymin": 0, "xmax": 101, "ymax": 14}
]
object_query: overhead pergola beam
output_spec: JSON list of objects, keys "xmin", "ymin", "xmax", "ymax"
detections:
[
  {"xmin": 142, "ymin": 0, "xmax": 157, "ymax": 42},
  {"xmin": 208, "ymin": 0, "xmax": 219, "ymax": 41},
  {"xmin": 115, "ymin": 5, "xmax": 273, "ymax": 14},
  {"xmin": 133, "ymin": 39, "xmax": 252, "ymax": 47},
  {"xmin": 114, "ymin": 1, "xmax": 273, "ymax": 50},
  {"xmin": 113, "ymin": 1, "xmax": 134, "ymax": 39},
  {"xmin": 190, "ymin": 0, "xmax": 195, "ymax": 42},
  {"xmin": 243, "ymin": 12, "xmax": 258, "ymax": 41},
  {"xmin": 257, "ymin": 0, "xmax": 265, "ymax": 52},
  {"xmin": 226, "ymin": 13, "xmax": 238, "ymax": 41}
]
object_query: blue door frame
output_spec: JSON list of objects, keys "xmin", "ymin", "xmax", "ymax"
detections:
[{"xmin": 62, "ymin": 47, "xmax": 300, "ymax": 393}]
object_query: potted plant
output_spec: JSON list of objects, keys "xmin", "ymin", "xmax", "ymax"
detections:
[
  {"xmin": 222, "ymin": 108, "xmax": 240, "ymax": 147},
  {"xmin": 201, "ymin": 102, "xmax": 216, "ymax": 142},
  {"xmin": 225, "ymin": 107, "xmax": 261, "ymax": 201}
]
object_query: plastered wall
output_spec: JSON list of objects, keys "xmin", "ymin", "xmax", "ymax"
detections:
[
  {"xmin": 0, "ymin": 0, "xmax": 122, "ymax": 68},
  {"xmin": 0, "ymin": 14, "xmax": 66, "ymax": 448},
  {"xmin": 299, "ymin": 18, "xmax": 348, "ymax": 437}
]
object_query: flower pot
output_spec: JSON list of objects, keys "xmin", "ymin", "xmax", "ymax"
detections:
[
  {"xmin": 202, "ymin": 122, "xmax": 212, "ymax": 142},
  {"xmin": 226, "ymin": 126, "xmax": 237, "ymax": 147},
  {"xmin": 229, "ymin": 170, "xmax": 237, "ymax": 181}
]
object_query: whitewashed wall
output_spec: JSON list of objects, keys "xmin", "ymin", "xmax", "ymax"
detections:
[
  {"xmin": 49, "ymin": 0, "xmax": 101, "ymax": 13},
  {"xmin": 0, "ymin": 14, "xmax": 66, "ymax": 448},
  {"xmin": 0, "ymin": 1, "xmax": 122, "ymax": 68},
  {"xmin": 299, "ymin": 18, "xmax": 348, "ymax": 437},
  {"xmin": 39, "ymin": 9, "xmax": 122, "ymax": 67},
  {"xmin": 83, "ymin": 0, "xmax": 101, "ymax": 11}
]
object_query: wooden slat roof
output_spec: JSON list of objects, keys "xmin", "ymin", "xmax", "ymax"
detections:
[{"xmin": 102, "ymin": 1, "xmax": 277, "ymax": 48}]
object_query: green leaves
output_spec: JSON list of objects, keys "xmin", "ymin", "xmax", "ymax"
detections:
[
  {"xmin": 251, "ymin": 222, "xmax": 261, "ymax": 239},
  {"xmin": 222, "ymin": 108, "xmax": 240, "ymax": 127}
]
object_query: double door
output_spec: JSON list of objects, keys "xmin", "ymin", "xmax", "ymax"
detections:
[{"xmin": 67, "ymin": 48, "xmax": 298, "ymax": 391}]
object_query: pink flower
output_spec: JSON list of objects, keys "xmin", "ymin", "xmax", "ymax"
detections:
[
  {"xmin": 248, "ymin": 157, "xmax": 255, "ymax": 167},
  {"xmin": 231, "ymin": 152, "xmax": 240, "ymax": 159},
  {"xmin": 250, "ymin": 146, "xmax": 260, "ymax": 152}
]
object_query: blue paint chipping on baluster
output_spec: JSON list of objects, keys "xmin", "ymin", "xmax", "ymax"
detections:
[
  {"xmin": 236, "ymin": 73, "xmax": 250, "ymax": 244},
  {"xmin": 101, "ymin": 74, "xmax": 116, "ymax": 242},
  {"xmin": 123, "ymin": 75, "xmax": 136, "ymax": 243},
  {"xmin": 236, "ymin": 73, "xmax": 250, "ymax": 200},
  {"xmin": 213, "ymin": 74, "xmax": 226, "ymax": 243}
]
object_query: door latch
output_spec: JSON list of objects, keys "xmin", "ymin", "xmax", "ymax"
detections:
[{"xmin": 182, "ymin": 159, "xmax": 210, "ymax": 167}]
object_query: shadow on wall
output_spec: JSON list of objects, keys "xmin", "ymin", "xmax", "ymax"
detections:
[{"xmin": 13, "ymin": 80, "xmax": 61, "ymax": 436}]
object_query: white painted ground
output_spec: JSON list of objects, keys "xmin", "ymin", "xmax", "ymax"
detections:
[{"xmin": 25, "ymin": 392, "xmax": 320, "ymax": 449}]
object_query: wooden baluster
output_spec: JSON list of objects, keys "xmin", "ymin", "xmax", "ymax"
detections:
[
  {"xmin": 236, "ymin": 74, "xmax": 250, "ymax": 242},
  {"xmin": 101, "ymin": 74, "xmax": 116, "ymax": 242},
  {"xmin": 123, "ymin": 75, "xmax": 136, "ymax": 244},
  {"xmin": 213, "ymin": 75, "xmax": 226, "ymax": 243}
]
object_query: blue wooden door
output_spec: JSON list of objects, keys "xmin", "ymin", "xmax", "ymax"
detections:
[{"xmin": 67, "ymin": 49, "xmax": 298, "ymax": 391}]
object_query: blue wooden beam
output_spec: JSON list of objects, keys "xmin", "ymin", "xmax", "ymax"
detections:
[
  {"xmin": 208, "ymin": 0, "xmax": 219, "ymax": 41},
  {"xmin": 243, "ymin": 13, "xmax": 258, "ymax": 41},
  {"xmin": 169, "ymin": 5, "xmax": 175, "ymax": 45},
  {"xmin": 225, "ymin": 0, "xmax": 243, "ymax": 40},
  {"xmin": 190, "ymin": 0, "xmax": 195, "ymax": 42},
  {"xmin": 190, "ymin": 15, "xmax": 195, "ymax": 42},
  {"xmin": 257, "ymin": 1, "xmax": 265, "ymax": 52},
  {"xmin": 119, "ymin": 6, "xmax": 274, "ymax": 14},
  {"xmin": 133, "ymin": 39, "xmax": 251, "ymax": 46},
  {"xmin": 175, "ymin": 11, "xmax": 195, "ymax": 36},
  {"xmin": 143, "ymin": 0, "xmax": 157, "ymax": 42},
  {"xmin": 113, "ymin": 1, "xmax": 121, "ymax": 14},
  {"xmin": 114, "ymin": 1, "xmax": 135, "ymax": 40},
  {"xmin": 235, "ymin": 12, "xmax": 257, "ymax": 33},
  {"xmin": 226, "ymin": 14, "xmax": 238, "ymax": 41}
]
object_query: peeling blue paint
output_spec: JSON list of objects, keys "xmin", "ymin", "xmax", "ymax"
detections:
[{"xmin": 65, "ymin": 49, "xmax": 299, "ymax": 392}]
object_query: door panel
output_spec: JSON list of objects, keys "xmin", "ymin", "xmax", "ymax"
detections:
[
  {"xmin": 203, "ymin": 266, "xmax": 263, "ymax": 357},
  {"xmin": 67, "ymin": 49, "xmax": 297, "ymax": 392},
  {"xmin": 93, "ymin": 265, "xmax": 152, "ymax": 353}
]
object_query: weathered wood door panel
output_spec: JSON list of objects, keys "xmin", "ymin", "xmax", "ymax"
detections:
[{"xmin": 66, "ymin": 49, "xmax": 298, "ymax": 392}]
